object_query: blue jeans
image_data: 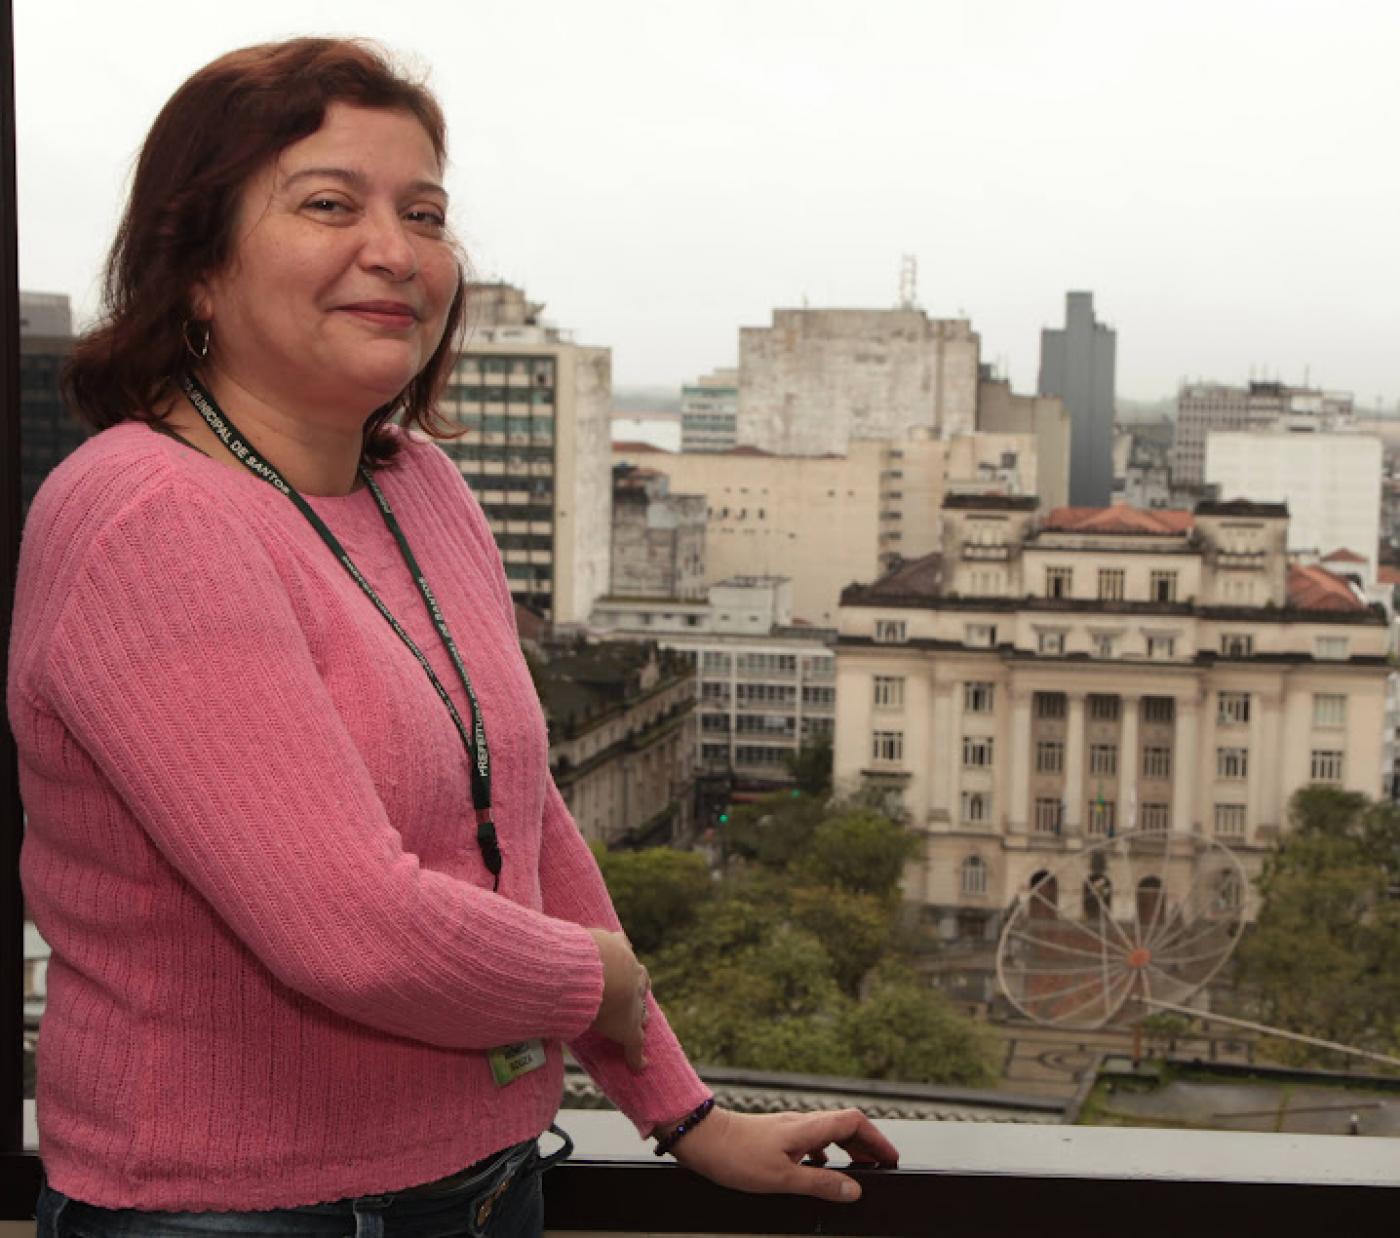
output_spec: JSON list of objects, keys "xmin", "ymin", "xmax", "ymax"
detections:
[{"xmin": 35, "ymin": 1127, "xmax": 572, "ymax": 1238}]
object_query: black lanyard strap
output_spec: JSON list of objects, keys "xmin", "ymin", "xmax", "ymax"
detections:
[{"xmin": 178, "ymin": 374, "xmax": 501, "ymax": 888}]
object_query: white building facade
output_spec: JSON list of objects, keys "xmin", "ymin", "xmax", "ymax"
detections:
[
  {"xmin": 1205, "ymin": 428, "xmax": 1383, "ymax": 580},
  {"xmin": 833, "ymin": 499, "xmax": 1390, "ymax": 943}
]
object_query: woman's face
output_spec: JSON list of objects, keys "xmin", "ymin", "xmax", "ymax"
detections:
[{"xmin": 194, "ymin": 103, "xmax": 459, "ymax": 415}]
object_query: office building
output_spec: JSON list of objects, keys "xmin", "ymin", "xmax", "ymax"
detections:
[
  {"xmin": 1173, "ymin": 380, "xmax": 1354, "ymax": 490},
  {"xmin": 680, "ymin": 367, "xmax": 738, "ymax": 453},
  {"xmin": 591, "ymin": 576, "xmax": 836, "ymax": 789},
  {"xmin": 1038, "ymin": 292, "xmax": 1116, "ymax": 506},
  {"xmin": 444, "ymin": 283, "xmax": 611, "ymax": 625}
]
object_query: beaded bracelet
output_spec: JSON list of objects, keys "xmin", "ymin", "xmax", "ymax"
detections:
[{"xmin": 653, "ymin": 1097, "xmax": 716, "ymax": 1157}]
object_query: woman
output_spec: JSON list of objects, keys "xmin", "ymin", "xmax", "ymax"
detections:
[{"xmin": 9, "ymin": 36, "xmax": 898, "ymax": 1237}]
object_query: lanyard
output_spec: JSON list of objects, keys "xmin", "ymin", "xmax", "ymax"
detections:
[{"xmin": 178, "ymin": 374, "xmax": 502, "ymax": 890}]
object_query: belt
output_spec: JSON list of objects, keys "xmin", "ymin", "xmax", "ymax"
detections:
[{"xmin": 389, "ymin": 1140, "xmax": 530, "ymax": 1201}]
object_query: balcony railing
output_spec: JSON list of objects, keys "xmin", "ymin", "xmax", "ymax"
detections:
[{"xmin": 4, "ymin": 1117, "xmax": 1397, "ymax": 1233}]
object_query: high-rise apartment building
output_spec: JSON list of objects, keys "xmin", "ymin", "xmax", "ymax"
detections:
[
  {"xmin": 19, "ymin": 291, "xmax": 86, "ymax": 515},
  {"xmin": 1173, "ymin": 380, "xmax": 1354, "ymax": 490},
  {"xmin": 737, "ymin": 308, "xmax": 980, "ymax": 455},
  {"xmin": 833, "ymin": 497, "xmax": 1388, "ymax": 947},
  {"xmin": 679, "ymin": 367, "xmax": 738, "ymax": 453},
  {"xmin": 444, "ymin": 284, "xmax": 611, "ymax": 625},
  {"xmin": 1038, "ymin": 292, "xmax": 1116, "ymax": 506}
]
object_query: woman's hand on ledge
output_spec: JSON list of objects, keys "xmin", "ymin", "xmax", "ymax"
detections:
[{"xmin": 668, "ymin": 1106, "xmax": 899, "ymax": 1202}]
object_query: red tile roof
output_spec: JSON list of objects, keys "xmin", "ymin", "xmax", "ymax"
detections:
[
  {"xmin": 1286, "ymin": 564, "xmax": 1367, "ymax": 612},
  {"xmin": 1378, "ymin": 566, "xmax": 1400, "ymax": 586},
  {"xmin": 1043, "ymin": 506, "xmax": 1195, "ymax": 535},
  {"xmin": 611, "ymin": 441, "xmax": 669, "ymax": 454},
  {"xmin": 1322, "ymin": 547, "xmax": 1367, "ymax": 564}
]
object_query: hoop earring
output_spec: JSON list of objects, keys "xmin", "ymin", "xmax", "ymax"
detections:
[{"xmin": 182, "ymin": 319, "xmax": 211, "ymax": 362}]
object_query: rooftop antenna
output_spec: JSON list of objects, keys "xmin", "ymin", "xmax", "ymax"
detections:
[{"xmin": 898, "ymin": 254, "xmax": 918, "ymax": 310}]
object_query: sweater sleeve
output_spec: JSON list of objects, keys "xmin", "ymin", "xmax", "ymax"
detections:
[
  {"xmin": 411, "ymin": 438, "xmax": 710, "ymax": 1129},
  {"xmin": 42, "ymin": 480, "xmax": 604, "ymax": 1052},
  {"xmin": 538, "ymin": 778, "xmax": 713, "ymax": 1135}
]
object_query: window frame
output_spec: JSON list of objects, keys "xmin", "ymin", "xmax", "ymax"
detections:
[
  {"xmin": 1310, "ymin": 749, "xmax": 1344, "ymax": 783},
  {"xmin": 1089, "ymin": 744, "xmax": 1118, "ymax": 776},
  {"xmin": 1216, "ymin": 747, "xmax": 1249, "ymax": 780},
  {"xmin": 960, "ymin": 854, "xmax": 989, "ymax": 896},
  {"xmin": 1045, "ymin": 566, "xmax": 1073, "ymax": 599},
  {"xmin": 1217, "ymin": 691, "xmax": 1251, "ymax": 726},
  {"xmin": 964, "ymin": 681, "xmax": 995, "ymax": 714},
  {"xmin": 1097, "ymin": 568, "xmax": 1125, "ymax": 601},
  {"xmin": 1214, "ymin": 803, "xmax": 1247, "ymax": 836},
  {"xmin": 1032, "ymin": 798, "xmax": 1063, "ymax": 835},
  {"xmin": 874, "ymin": 618, "xmax": 908, "ymax": 644},
  {"xmin": 1142, "ymin": 747, "xmax": 1172, "ymax": 779},
  {"xmin": 872, "ymin": 675, "xmax": 905, "ymax": 710},
  {"xmin": 960, "ymin": 790, "xmax": 992, "ymax": 825},
  {"xmin": 962, "ymin": 735, "xmax": 995, "ymax": 769},
  {"xmin": 1312, "ymin": 693, "xmax": 1346, "ymax": 729},
  {"xmin": 871, "ymin": 729, "xmax": 905, "ymax": 765}
]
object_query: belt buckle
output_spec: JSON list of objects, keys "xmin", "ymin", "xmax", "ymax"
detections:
[{"xmin": 474, "ymin": 1171, "xmax": 514, "ymax": 1228}]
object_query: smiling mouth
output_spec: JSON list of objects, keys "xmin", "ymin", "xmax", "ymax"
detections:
[{"xmin": 339, "ymin": 303, "xmax": 420, "ymax": 327}]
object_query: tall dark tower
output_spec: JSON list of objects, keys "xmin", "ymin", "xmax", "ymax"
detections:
[{"xmin": 1038, "ymin": 292, "xmax": 1116, "ymax": 507}]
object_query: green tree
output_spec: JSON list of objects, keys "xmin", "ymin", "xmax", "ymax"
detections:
[
  {"xmin": 795, "ymin": 808, "xmax": 921, "ymax": 898},
  {"xmin": 783, "ymin": 735, "xmax": 833, "ymax": 797},
  {"xmin": 1235, "ymin": 786, "xmax": 1400, "ymax": 1064},
  {"xmin": 597, "ymin": 796, "xmax": 996, "ymax": 1086},
  {"xmin": 724, "ymin": 793, "xmax": 827, "ymax": 870},
  {"xmin": 788, "ymin": 883, "xmax": 895, "ymax": 997},
  {"xmin": 593, "ymin": 845, "xmax": 714, "ymax": 956},
  {"xmin": 837, "ymin": 965, "xmax": 1000, "ymax": 1086}
]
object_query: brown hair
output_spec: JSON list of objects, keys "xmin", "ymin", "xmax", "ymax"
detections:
[{"xmin": 63, "ymin": 37, "xmax": 466, "ymax": 465}]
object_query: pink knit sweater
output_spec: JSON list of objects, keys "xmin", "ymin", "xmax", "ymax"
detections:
[{"xmin": 8, "ymin": 422, "xmax": 709, "ymax": 1211}]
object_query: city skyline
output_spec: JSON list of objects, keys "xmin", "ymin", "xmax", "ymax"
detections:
[{"xmin": 14, "ymin": 0, "xmax": 1400, "ymax": 406}]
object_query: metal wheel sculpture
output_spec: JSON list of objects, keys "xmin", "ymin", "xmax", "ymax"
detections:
[{"xmin": 995, "ymin": 830, "xmax": 1248, "ymax": 1028}]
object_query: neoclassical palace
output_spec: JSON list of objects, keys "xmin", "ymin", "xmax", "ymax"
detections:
[{"xmin": 833, "ymin": 497, "xmax": 1390, "ymax": 942}]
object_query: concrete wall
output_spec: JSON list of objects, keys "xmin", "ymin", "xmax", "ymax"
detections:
[
  {"xmin": 1206, "ymin": 431, "xmax": 1383, "ymax": 580},
  {"xmin": 737, "ymin": 308, "xmax": 980, "ymax": 455},
  {"xmin": 976, "ymin": 378, "xmax": 1070, "ymax": 510},
  {"xmin": 611, "ymin": 488, "xmax": 706, "ymax": 598},
  {"xmin": 555, "ymin": 347, "xmax": 614, "ymax": 624}
]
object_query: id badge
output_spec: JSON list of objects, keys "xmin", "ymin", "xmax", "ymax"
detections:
[{"xmin": 488, "ymin": 1039, "xmax": 547, "ymax": 1086}]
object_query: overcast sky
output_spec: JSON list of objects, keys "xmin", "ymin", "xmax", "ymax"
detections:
[{"xmin": 14, "ymin": 0, "xmax": 1400, "ymax": 406}]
